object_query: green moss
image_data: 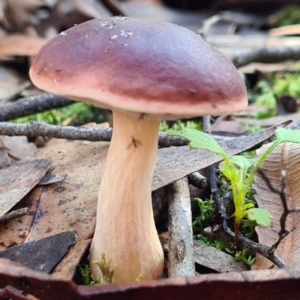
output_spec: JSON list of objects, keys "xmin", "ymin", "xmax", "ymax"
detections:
[
  {"xmin": 78, "ymin": 265, "xmax": 95, "ymax": 285},
  {"xmin": 12, "ymin": 102, "xmax": 102, "ymax": 126},
  {"xmin": 160, "ymin": 120, "xmax": 202, "ymax": 132}
]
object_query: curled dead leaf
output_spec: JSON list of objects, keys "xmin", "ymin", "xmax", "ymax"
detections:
[{"xmin": 253, "ymin": 142, "xmax": 300, "ymax": 270}]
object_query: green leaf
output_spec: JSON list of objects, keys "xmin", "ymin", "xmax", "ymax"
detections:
[
  {"xmin": 243, "ymin": 203, "xmax": 254, "ymax": 211},
  {"xmin": 228, "ymin": 156, "xmax": 255, "ymax": 175},
  {"xmin": 167, "ymin": 128, "xmax": 226, "ymax": 158},
  {"xmin": 275, "ymin": 127, "xmax": 300, "ymax": 144},
  {"xmin": 247, "ymin": 208, "xmax": 273, "ymax": 227}
]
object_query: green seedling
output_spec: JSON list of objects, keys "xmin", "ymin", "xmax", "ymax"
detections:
[{"xmin": 168, "ymin": 127, "xmax": 300, "ymax": 247}]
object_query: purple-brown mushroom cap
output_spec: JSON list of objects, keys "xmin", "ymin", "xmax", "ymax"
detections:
[{"xmin": 30, "ymin": 17, "xmax": 248, "ymax": 119}]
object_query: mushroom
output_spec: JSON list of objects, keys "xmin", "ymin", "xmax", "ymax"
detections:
[{"xmin": 29, "ymin": 16, "xmax": 248, "ymax": 283}]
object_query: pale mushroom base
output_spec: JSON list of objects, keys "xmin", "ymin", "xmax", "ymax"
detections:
[{"xmin": 90, "ymin": 110, "xmax": 164, "ymax": 283}]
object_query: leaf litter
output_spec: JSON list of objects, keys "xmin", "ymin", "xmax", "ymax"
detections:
[
  {"xmin": 0, "ymin": 157, "xmax": 52, "ymax": 217},
  {"xmin": 1, "ymin": 122, "xmax": 278, "ymax": 279},
  {"xmin": 253, "ymin": 142, "xmax": 300, "ymax": 270},
  {"xmin": 1, "ymin": 0, "xmax": 300, "ymax": 293}
]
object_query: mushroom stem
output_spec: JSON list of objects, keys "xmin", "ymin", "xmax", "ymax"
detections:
[{"xmin": 90, "ymin": 110, "xmax": 164, "ymax": 283}]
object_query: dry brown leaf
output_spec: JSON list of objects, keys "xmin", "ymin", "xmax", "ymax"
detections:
[
  {"xmin": 0, "ymin": 157, "xmax": 52, "ymax": 217},
  {"xmin": 3, "ymin": 136, "xmax": 36, "ymax": 160},
  {"xmin": 30, "ymin": 123, "xmax": 275, "ymax": 243},
  {"xmin": 0, "ymin": 136, "xmax": 10, "ymax": 168},
  {"xmin": 0, "ymin": 187, "xmax": 43, "ymax": 251},
  {"xmin": 253, "ymin": 142, "xmax": 300, "ymax": 270},
  {"xmin": 0, "ymin": 135, "xmax": 36, "ymax": 168},
  {"xmin": 52, "ymin": 239, "xmax": 91, "ymax": 280},
  {"xmin": 29, "ymin": 138, "xmax": 108, "ymax": 242},
  {"xmin": 0, "ymin": 34, "xmax": 47, "ymax": 56}
]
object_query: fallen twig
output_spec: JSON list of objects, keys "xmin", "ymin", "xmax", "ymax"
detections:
[
  {"xmin": 0, "ymin": 94, "xmax": 74, "ymax": 121},
  {"xmin": 0, "ymin": 122, "xmax": 188, "ymax": 147},
  {"xmin": 223, "ymin": 225, "xmax": 286, "ymax": 268},
  {"xmin": 0, "ymin": 208, "xmax": 28, "ymax": 223},
  {"xmin": 233, "ymin": 45, "xmax": 300, "ymax": 69},
  {"xmin": 187, "ymin": 172, "xmax": 207, "ymax": 189},
  {"xmin": 167, "ymin": 177, "xmax": 195, "ymax": 277}
]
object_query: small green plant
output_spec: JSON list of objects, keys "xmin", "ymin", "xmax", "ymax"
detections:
[
  {"xmin": 192, "ymin": 198, "xmax": 215, "ymax": 231},
  {"xmin": 79, "ymin": 265, "xmax": 95, "ymax": 285},
  {"xmin": 168, "ymin": 127, "xmax": 300, "ymax": 247},
  {"xmin": 195, "ymin": 233, "xmax": 232, "ymax": 254},
  {"xmin": 235, "ymin": 248, "xmax": 255, "ymax": 266}
]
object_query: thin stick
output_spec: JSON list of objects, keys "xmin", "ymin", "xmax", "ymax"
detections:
[
  {"xmin": 223, "ymin": 225, "xmax": 286, "ymax": 268},
  {"xmin": 0, "ymin": 208, "xmax": 28, "ymax": 223},
  {"xmin": 0, "ymin": 122, "xmax": 188, "ymax": 147},
  {"xmin": 187, "ymin": 172, "xmax": 207, "ymax": 189},
  {"xmin": 167, "ymin": 177, "xmax": 195, "ymax": 277},
  {"xmin": 232, "ymin": 45, "xmax": 300, "ymax": 69},
  {"xmin": 0, "ymin": 94, "xmax": 73, "ymax": 121}
]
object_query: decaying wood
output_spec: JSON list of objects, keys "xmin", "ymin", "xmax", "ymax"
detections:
[{"xmin": 167, "ymin": 177, "xmax": 195, "ymax": 277}]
